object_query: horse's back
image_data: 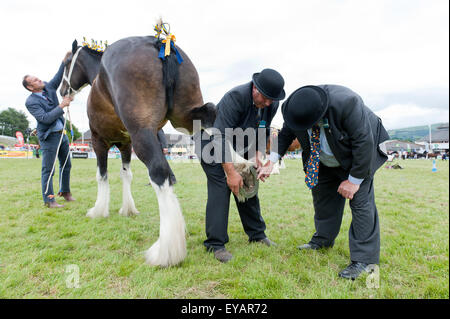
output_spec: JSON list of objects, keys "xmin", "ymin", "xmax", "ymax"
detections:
[
  {"xmin": 96, "ymin": 36, "xmax": 167, "ymax": 122},
  {"xmin": 100, "ymin": 36, "xmax": 162, "ymax": 83},
  {"xmin": 103, "ymin": 36, "xmax": 159, "ymax": 61},
  {"xmin": 91, "ymin": 34, "xmax": 204, "ymax": 133}
]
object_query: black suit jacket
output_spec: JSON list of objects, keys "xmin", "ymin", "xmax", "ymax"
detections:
[{"xmin": 276, "ymin": 85, "xmax": 390, "ymax": 179}]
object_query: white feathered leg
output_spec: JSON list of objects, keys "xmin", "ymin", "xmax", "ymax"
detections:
[
  {"xmin": 86, "ymin": 168, "xmax": 110, "ymax": 218},
  {"xmin": 145, "ymin": 178, "xmax": 186, "ymax": 267},
  {"xmin": 119, "ymin": 163, "xmax": 139, "ymax": 216}
]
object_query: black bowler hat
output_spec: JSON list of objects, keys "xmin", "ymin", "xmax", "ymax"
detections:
[
  {"xmin": 282, "ymin": 85, "xmax": 329, "ymax": 130},
  {"xmin": 252, "ymin": 68, "xmax": 285, "ymax": 101}
]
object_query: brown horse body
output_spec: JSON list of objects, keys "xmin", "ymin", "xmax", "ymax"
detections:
[{"xmin": 61, "ymin": 36, "xmax": 215, "ymax": 267}]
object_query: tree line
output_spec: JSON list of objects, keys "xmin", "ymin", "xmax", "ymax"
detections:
[{"xmin": 0, "ymin": 107, "xmax": 81, "ymax": 145}]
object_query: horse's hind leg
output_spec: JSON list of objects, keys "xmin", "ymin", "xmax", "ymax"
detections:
[
  {"xmin": 131, "ymin": 128, "xmax": 186, "ymax": 267},
  {"xmin": 87, "ymin": 135, "xmax": 110, "ymax": 218},
  {"xmin": 118, "ymin": 143, "xmax": 139, "ymax": 217}
]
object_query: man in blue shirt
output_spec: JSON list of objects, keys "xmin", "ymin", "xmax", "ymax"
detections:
[{"xmin": 23, "ymin": 52, "xmax": 75, "ymax": 208}]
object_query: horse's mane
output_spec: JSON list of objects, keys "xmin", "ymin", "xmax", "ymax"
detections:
[{"xmin": 82, "ymin": 46, "xmax": 104, "ymax": 57}]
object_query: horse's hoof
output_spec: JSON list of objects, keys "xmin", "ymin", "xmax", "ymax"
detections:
[
  {"xmin": 144, "ymin": 239, "xmax": 186, "ymax": 267},
  {"xmin": 119, "ymin": 207, "xmax": 140, "ymax": 217},
  {"xmin": 145, "ymin": 240, "xmax": 163, "ymax": 266},
  {"xmin": 86, "ymin": 207, "xmax": 109, "ymax": 218}
]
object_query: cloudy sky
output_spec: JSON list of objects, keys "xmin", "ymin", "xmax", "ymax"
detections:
[{"xmin": 0, "ymin": 0, "xmax": 448, "ymax": 134}]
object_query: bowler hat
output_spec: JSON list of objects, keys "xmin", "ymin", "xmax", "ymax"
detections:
[
  {"xmin": 282, "ymin": 85, "xmax": 328, "ymax": 130},
  {"xmin": 252, "ymin": 68, "xmax": 285, "ymax": 101}
]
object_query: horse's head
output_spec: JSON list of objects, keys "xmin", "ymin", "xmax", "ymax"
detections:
[
  {"xmin": 60, "ymin": 39, "xmax": 103, "ymax": 97},
  {"xmin": 60, "ymin": 40, "xmax": 86, "ymax": 97}
]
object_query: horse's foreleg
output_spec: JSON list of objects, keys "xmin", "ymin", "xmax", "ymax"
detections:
[
  {"xmin": 118, "ymin": 144, "xmax": 139, "ymax": 217},
  {"xmin": 132, "ymin": 128, "xmax": 186, "ymax": 267},
  {"xmin": 87, "ymin": 136, "xmax": 110, "ymax": 218}
]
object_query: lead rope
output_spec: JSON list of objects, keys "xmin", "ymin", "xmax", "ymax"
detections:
[
  {"xmin": 44, "ymin": 110, "xmax": 69, "ymax": 198},
  {"xmin": 44, "ymin": 47, "xmax": 83, "ymax": 200},
  {"xmin": 57, "ymin": 106, "xmax": 74, "ymax": 193}
]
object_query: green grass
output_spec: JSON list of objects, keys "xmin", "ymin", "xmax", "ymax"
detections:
[{"xmin": 0, "ymin": 158, "xmax": 448, "ymax": 298}]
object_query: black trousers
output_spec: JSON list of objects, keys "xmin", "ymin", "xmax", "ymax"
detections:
[
  {"xmin": 200, "ymin": 160, "xmax": 267, "ymax": 251},
  {"xmin": 310, "ymin": 163, "xmax": 380, "ymax": 264}
]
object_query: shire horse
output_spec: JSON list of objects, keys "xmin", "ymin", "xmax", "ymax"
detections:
[{"xmin": 60, "ymin": 36, "xmax": 216, "ymax": 267}]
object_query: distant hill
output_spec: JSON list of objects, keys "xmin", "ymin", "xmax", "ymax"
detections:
[{"xmin": 387, "ymin": 123, "xmax": 448, "ymax": 142}]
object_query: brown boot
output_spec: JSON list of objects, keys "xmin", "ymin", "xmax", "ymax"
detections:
[
  {"xmin": 58, "ymin": 192, "xmax": 75, "ymax": 202},
  {"xmin": 45, "ymin": 201, "xmax": 64, "ymax": 208}
]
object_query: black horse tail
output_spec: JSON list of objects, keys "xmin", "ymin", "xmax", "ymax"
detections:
[{"xmin": 155, "ymin": 40, "xmax": 180, "ymax": 114}]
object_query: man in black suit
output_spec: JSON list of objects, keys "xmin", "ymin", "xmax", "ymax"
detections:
[
  {"xmin": 196, "ymin": 69, "xmax": 285, "ymax": 263},
  {"xmin": 258, "ymin": 85, "xmax": 389, "ymax": 279},
  {"xmin": 23, "ymin": 52, "xmax": 75, "ymax": 208}
]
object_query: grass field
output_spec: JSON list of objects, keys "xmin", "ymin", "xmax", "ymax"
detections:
[{"xmin": 0, "ymin": 157, "xmax": 448, "ymax": 299}]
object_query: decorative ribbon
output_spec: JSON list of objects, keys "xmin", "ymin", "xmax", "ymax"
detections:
[
  {"xmin": 154, "ymin": 23, "xmax": 169, "ymax": 39},
  {"xmin": 154, "ymin": 21, "xmax": 183, "ymax": 64},
  {"xmin": 82, "ymin": 37, "xmax": 107, "ymax": 52},
  {"xmin": 158, "ymin": 35, "xmax": 184, "ymax": 64},
  {"xmin": 163, "ymin": 34, "xmax": 175, "ymax": 56}
]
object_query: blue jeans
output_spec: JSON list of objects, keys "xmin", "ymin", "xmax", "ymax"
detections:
[{"xmin": 40, "ymin": 132, "xmax": 71, "ymax": 203}]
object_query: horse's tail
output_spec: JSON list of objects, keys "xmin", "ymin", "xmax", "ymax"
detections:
[{"xmin": 155, "ymin": 40, "xmax": 180, "ymax": 115}]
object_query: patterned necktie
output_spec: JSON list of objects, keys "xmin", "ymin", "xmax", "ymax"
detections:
[{"xmin": 305, "ymin": 124, "xmax": 321, "ymax": 189}]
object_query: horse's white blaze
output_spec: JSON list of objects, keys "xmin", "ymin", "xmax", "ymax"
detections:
[
  {"xmin": 86, "ymin": 169, "xmax": 110, "ymax": 218},
  {"xmin": 145, "ymin": 178, "xmax": 186, "ymax": 267},
  {"xmin": 119, "ymin": 163, "xmax": 139, "ymax": 217}
]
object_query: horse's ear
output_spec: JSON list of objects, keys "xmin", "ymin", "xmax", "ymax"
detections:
[{"xmin": 72, "ymin": 39, "xmax": 78, "ymax": 53}]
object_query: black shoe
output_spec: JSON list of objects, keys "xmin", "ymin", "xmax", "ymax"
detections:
[
  {"xmin": 297, "ymin": 243, "xmax": 321, "ymax": 250},
  {"xmin": 338, "ymin": 261, "xmax": 370, "ymax": 280},
  {"xmin": 256, "ymin": 238, "xmax": 277, "ymax": 247},
  {"xmin": 214, "ymin": 248, "xmax": 233, "ymax": 263}
]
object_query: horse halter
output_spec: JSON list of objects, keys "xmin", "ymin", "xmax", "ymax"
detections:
[{"xmin": 62, "ymin": 46, "xmax": 86, "ymax": 96}]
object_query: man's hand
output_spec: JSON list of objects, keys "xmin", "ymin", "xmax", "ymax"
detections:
[
  {"xmin": 63, "ymin": 51, "xmax": 72, "ymax": 64},
  {"xmin": 163, "ymin": 148, "xmax": 169, "ymax": 155},
  {"xmin": 59, "ymin": 96, "xmax": 73, "ymax": 109},
  {"xmin": 337, "ymin": 180, "xmax": 360, "ymax": 200},
  {"xmin": 257, "ymin": 160, "xmax": 274, "ymax": 182},
  {"xmin": 222, "ymin": 163, "xmax": 243, "ymax": 197},
  {"xmin": 227, "ymin": 170, "xmax": 243, "ymax": 197},
  {"xmin": 255, "ymin": 150, "xmax": 264, "ymax": 170}
]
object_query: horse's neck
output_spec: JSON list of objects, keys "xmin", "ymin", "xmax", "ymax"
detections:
[
  {"xmin": 87, "ymin": 62, "xmax": 101, "ymax": 85},
  {"xmin": 84, "ymin": 55, "xmax": 102, "ymax": 85}
]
